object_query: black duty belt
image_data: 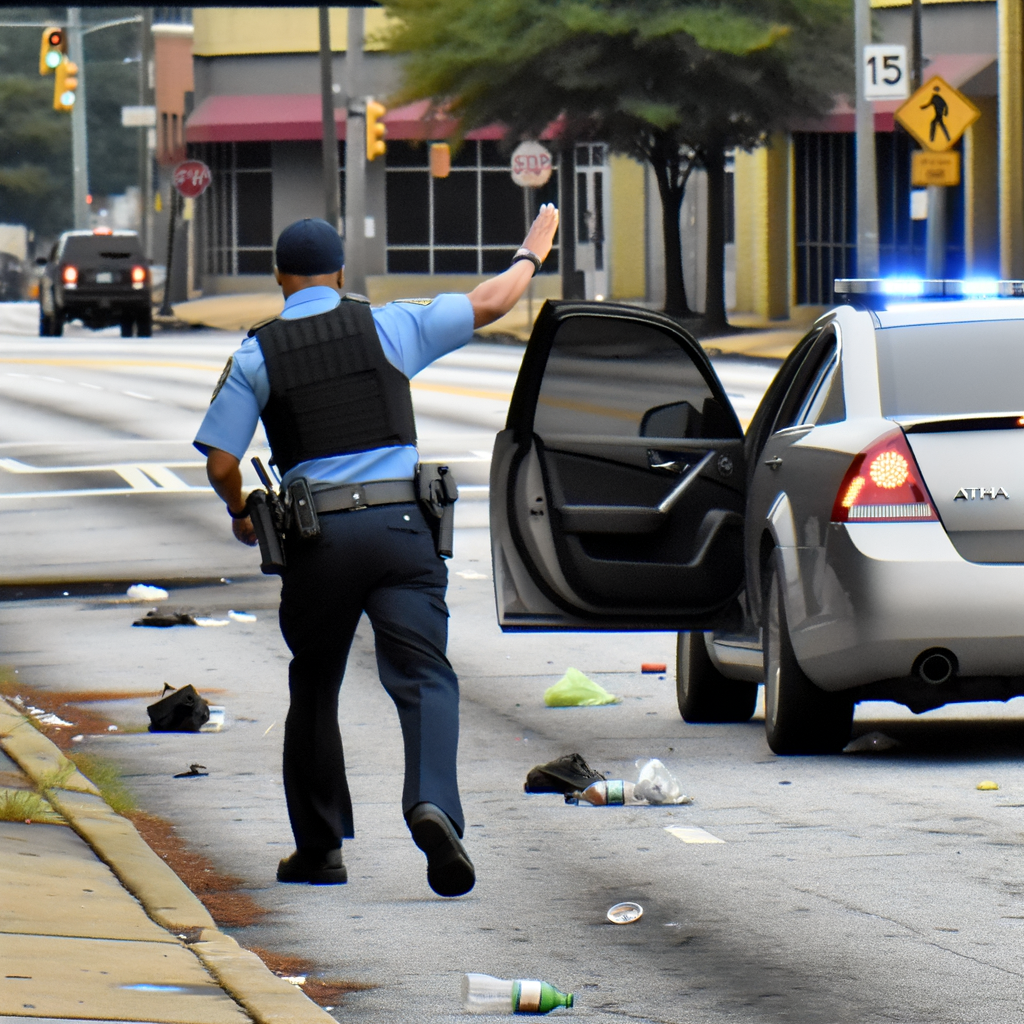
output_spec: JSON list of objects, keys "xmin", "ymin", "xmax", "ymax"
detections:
[{"xmin": 311, "ymin": 479, "xmax": 417, "ymax": 514}]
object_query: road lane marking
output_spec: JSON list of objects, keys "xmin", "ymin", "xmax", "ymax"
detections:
[
  {"xmin": 0, "ymin": 457, "xmax": 205, "ymax": 474},
  {"xmin": 122, "ymin": 390, "xmax": 156, "ymax": 401},
  {"xmin": 40, "ymin": 376, "xmax": 65, "ymax": 383},
  {"xmin": 78, "ymin": 382, "xmax": 103, "ymax": 390},
  {"xmin": 0, "ymin": 487, "xmax": 213, "ymax": 500},
  {"xmin": 114, "ymin": 466, "xmax": 159, "ymax": 490},
  {"xmin": 665, "ymin": 826, "xmax": 725, "ymax": 844},
  {"xmin": 137, "ymin": 465, "xmax": 193, "ymax": 491}
]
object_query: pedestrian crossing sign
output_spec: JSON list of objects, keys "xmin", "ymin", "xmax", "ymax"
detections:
[{"xmin": 895, "ymin": 75, "xmax": 980, "ymax": 152}]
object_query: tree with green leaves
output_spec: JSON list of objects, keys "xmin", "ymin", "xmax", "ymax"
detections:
[{"xmin": 383, "ymin": 0, "xmax": 851, "ymax": 331}]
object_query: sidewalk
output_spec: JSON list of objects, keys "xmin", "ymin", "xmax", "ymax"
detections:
[{"xmin": 0, "ymin": 697, "xmax": 331, "ymax": 1024}]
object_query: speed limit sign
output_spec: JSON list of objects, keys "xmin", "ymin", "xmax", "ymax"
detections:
[{"xmin": 863, "ymin": 44, "xmax": 909, "ymax": 100}]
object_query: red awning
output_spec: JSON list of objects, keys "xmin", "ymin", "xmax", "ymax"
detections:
[
  {"xmin": 186, "ymin": 95, "xmax": 530, "ymax": 144},
  {"xmin": 797, "ymin": 53, "xmax": 994, "ymax": 133}
]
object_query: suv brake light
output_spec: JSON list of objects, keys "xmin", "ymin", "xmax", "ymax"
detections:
[
  {"xmin": 831, "ymin": 428, "xmax": 938, "ymax": 523},
  {"xmin": 131, "ymin": 265, "xmax": 146, "ymax": 287},
  {"xmin": 93, "ymin": 226, "xmax": 113, "ymax": 235},
  {"xmin": 62, "ymin": 265, "xmax": 78, "ymax": 287}
]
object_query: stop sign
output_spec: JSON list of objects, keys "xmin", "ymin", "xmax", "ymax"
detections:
[
  {"xmin": 511, "ymin": 141, "xmax": 553, "ymax": 188},
  {"xmin": 173, "ymin": 160, "xmax": 212, "ymax": 199}
]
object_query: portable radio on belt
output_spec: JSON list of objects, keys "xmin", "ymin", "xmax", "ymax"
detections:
[
  {"xmin": 246, "ymin": 457, "xmax": 288, "ymax": 575},
  {"xmin": 287, "ymin": 477, "xmax": 321, "ymax": 540}
]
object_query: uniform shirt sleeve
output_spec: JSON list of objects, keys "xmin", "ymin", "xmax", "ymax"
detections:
[
  {"xmin": 193, "ymin": 337, "xmax": 266, "ymax": 458},
  {"xmin": 371, "ymin": 293, "xmax": 474, "ymax": 378}
]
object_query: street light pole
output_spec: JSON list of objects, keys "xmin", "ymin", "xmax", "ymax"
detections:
[
  {"xmin": 344, "ymin": 6, "xmax": 367, "ymax": 297},
  {"xmin": 66, "ymin": 6, "xmax": 90, "ymax": 230},
  {"xmin": 318, "ymin": 7, "xmax": 341, "ymax": 233},
  {"xmin": 854, "ymin": 0, "xmax": 880, "ymax": 278}
]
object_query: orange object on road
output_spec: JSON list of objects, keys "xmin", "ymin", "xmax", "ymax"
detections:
[{"xmin": 641, "ymin": 663, "xmax": 667, "ymax": 674}]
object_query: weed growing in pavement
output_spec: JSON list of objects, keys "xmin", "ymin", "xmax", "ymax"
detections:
[
  {"xmin": 37, "ymin": 760, "xmax": 76, "ymax": 791},
  {"xmin": 66, "ymin": 752, "xmax": 136, "ymax": 815},
  {"xmin": 0, "ymin": 787, "xmax": 63, "ymax": 824}
]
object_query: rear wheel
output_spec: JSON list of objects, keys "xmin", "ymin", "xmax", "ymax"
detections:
[
  {"xmin": 763, "ymin": 562, "xmax": 853, "ymax": 754},
  {"xmin": 676, "ymin": 631, "xmax": 758, "ymax": 723},
  {"xmin": 120, "ymin": 316, "xmax": 135, "ymax": 338},
  {"xmin": 51, "ymin": 310, "xmax": 64, "ymax": 336},
  {"xmin": 39, "ymin": 308, "xmax": 52, "ymax": 336},
  {"xmin": 136, "ymin": 310, "xmax": 152, "ymax": 337}
]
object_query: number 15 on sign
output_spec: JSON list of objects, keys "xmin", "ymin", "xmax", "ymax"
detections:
[{"xmin": 864, "ymin": 45, "xmax": 909, "ymax": 100}]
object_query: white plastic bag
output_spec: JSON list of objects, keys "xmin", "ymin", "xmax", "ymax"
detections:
[{"xmin": 634, "ymin": 758, "xmax": 686, "ymax": 804}]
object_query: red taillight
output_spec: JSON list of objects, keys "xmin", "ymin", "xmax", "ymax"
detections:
[
  {"xmin": 831, "ymin": 428, "xmax": 938, "ymax": 523},
  {"xmin": 93, "ymin": 226, "xmax": 112, "ymax": 235},
  {"xmin": 62, "ymin": 265, "xmax": 78, "ymax": 284},
  {"xmin": 131, "ymin": 265, "xmax": 146, "ymax": 283}
]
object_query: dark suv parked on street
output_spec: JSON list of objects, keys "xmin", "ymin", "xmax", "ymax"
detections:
[{"xmin": 39, "ymin": 229, "xmax": 152, "ymax": 337}]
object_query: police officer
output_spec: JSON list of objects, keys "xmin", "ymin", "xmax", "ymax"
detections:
[{"xmin": 195, "ymin": 205, "xmax": 559, "ymax": 897}]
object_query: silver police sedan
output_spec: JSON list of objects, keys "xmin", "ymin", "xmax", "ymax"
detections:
[{"xmin": 489, "ymin": 281, "xmax": 1024, "ymax": 754}]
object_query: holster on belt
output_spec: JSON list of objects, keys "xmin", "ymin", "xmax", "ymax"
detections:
[{"xmin": 416, "ymin": 463, "xmax": 458, "ymax": 558}]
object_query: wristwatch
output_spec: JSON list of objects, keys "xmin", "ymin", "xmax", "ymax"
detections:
[
  {"xmin": 511, "ymin": 247, "xmax": 543, "ymax": 273},
  {"xmin": 228, "ymin": 504, "xmax": 250, "ymax": 520}
]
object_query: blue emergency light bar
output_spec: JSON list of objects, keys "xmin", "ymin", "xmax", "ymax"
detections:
[{"xmin": 835, "ymin": 278, "xmax": 1024, "ymax": 304}]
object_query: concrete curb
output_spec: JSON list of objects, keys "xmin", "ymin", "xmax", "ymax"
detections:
[{"xmin": 0, "ymin": 697, "xmax": 334, "ymax": 1024}]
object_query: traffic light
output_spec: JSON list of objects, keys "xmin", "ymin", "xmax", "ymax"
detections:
[
  {"xmin": 366, "ymin": 100, "xmax": 387, "ymax": 161},
  {"xmin": 39, "ymin": 27, "xmax": 65, "ymax": 75},
  {"xmin": 53, "ymin": 57, "xmax": 78, "ymax": 113}
]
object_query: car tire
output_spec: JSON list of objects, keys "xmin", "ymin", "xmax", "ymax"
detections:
[
  {"xmin": 52, "ymin": 310, "xmax": 64, "ymax": 336},
  {"xmin": 676, "ymin": 631, "xmax": 758, "ymax": 723},
  {"xmin": 39, "ymin": 309, "xmax": 52, "ymax": 336},
  {"xmin": 120, "ymin": 317, "xmax": 135, "ymax": 338},
  {"xmin": 763, "ymin": 562, "xmax": 853, "ymax": 755},
  {"xmin": 136, "ymin": 311, "xmax": 152, "ymax": 337}
]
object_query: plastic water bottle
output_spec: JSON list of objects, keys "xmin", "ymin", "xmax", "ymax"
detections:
[{"xmin": 461, "ymin": 973, "xmax": 574, "ymax": 1014}]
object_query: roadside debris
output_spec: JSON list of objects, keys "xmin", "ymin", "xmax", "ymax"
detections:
[
  {"xmin": 133, "ymin": 609, "xmax": 197, "ymax": 628},
  {"xmin": 544, "ymin": 668, "xmax": 620, "ymax": 707},
  {"xmin": 641, "ymin": 663, "xmax": 667, "ymax": 674},
  {"xmin": 462, "ymin": 974, "xmax": 574, "ymax": 1015},
  {"xmin": 147, "ymin": 684, "xmax": 210, "ymax": 733},
  {"xmin": 567, "ymin": 759, "xmax": 692, "ymax": 806},
  {"xmin": 173, "ymin": 763, "xmax": 209, "ymax": 778},
  {"xmin": 525, "ymin": 753, "xmax": 604, "ymax": 794},
  {"xmin": 201, "ymin": 706, "xmax": 226, "ymax": 732},
  {"xmin": 844, "ymin": 731, "xmax": 900, "ymax": 753},
  {"xmin": 126, "ymin": 583, "xmax": 169, "ymax": 602},
  {"xmin": 228, "ymin": 610, "xmax": 257, "ymax": 622},
  {"xmin": 194, "ymin": 617, "xmax": 230, "ymax": 627},
  {"xmin": 607, "ymin": 902, "xmax": 643, "ymax": 925},
  {"xmin": 977, "ymin": 780, "xmax": 1000, "ymax": 791}
]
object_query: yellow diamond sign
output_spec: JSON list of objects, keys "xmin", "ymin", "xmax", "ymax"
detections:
[{"xmin": 895, "ymin": 75, "xmax": 980, "ymax": 152}]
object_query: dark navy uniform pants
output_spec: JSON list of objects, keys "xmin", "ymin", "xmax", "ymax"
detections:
[{"xmin": 278, "ymin": 501, "xmax": 463, "ymax": 852}]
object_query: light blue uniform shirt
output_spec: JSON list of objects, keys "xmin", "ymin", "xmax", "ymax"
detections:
[{"xmin": 194, "ymin": 286, "xmax": 474, "ymax": 487}]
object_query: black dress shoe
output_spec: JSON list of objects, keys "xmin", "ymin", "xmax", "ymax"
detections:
[
  {"xmin": 406, "ymin": 802, "xmax": 475, "ymax": 897},
  {"xmin": 277, "ymin": 848, "xmax": 347, "ymax": 885}
]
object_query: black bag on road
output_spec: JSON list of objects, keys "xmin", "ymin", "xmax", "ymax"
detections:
[{"xmin": 147, "ymin": 684, "xmax": 210, "ymax": 733}]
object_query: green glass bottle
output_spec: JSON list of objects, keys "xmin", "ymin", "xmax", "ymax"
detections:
[{"xmin": 513, "ymin": 978, "xmax": 574, "ymax": 1014}]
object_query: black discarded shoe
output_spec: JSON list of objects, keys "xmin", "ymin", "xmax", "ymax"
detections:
[
  {"xmin": 525, "ymin": 753, "xmax": 605, "ymax": 795},
  {"xmin": 407, "ymin": 802, "xmax": 475, "ymax": 897},
  {"xmin": 276, "ymin": 848, "xmax": 347, "ymax": 885}
]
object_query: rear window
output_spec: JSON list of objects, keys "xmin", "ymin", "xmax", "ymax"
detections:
[
  {"xmin": 876, "ymin": 321, "xmax": 1024, "ymax": 417},
  {"xmin": 60, "ymin": 236, "xmax": 142, "ymax": 262}
]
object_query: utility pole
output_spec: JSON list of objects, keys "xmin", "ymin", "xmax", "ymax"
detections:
[
  {"xmin": 139, "ymin": 8, "xmax": 154, "ymax": 258},
  {"xmin": 344, "ymin": 6, "xmax": 367, "ymax": 297},
  {"xmin": 66, "ymin": 7, "xmax": 90, "ymax": 230},
  {"xmin": 318, "ymin": 7, "xmax": 341, "ymax": 232},
  {"xmin": 854, "ymin": 0, "xmax": 879, "ymax": 278},
  {"xmin": 911, "ymin": 0, "xmax": 945, "ymax": 278}
]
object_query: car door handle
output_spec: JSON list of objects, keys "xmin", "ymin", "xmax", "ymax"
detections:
[{"xmin": 764, "ymin": 457, "xmax": 783, "ymax": 470}]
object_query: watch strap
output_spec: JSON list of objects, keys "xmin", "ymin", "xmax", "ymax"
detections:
[{"xmin": 511, "ymin": 247, "xmax": 542, "ymax": 273}]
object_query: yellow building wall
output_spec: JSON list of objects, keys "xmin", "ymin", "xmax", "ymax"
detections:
[
  {"xmin": 608, "ymin": 154, "xmax": 646, "ymax": 299},
  {"xmin": 193, "ymin": 7, "xmax": 394, "ymax": 56},
  {"xmin": 734, "ymin": 135, "xmax": 789, "ymax": 319},
  {"xmin": 965, "ymin": 95, "xmax": 998, "ymax": 274}
]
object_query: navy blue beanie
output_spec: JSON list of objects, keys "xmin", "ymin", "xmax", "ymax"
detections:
[{"xmin": 274, "ymin": 219, "xmax": 344, "ymax": 276}]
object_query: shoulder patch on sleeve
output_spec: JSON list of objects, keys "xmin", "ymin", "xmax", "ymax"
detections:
[
  {"xmin": 210, "ymin": 356, "xmax": 233, "ymax": 404},
  {"xmin": 394, "ymin": 298, "xmax": 434, "ymax": 306}
]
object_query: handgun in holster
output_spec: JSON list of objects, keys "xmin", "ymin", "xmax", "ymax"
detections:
[
  {"xmin": 246, "ymin": 457, "xmax": 288, "ymax": 575},
  {"xmin": 416, "ymin": 463, "xmax": 459, "ymax": 558}
]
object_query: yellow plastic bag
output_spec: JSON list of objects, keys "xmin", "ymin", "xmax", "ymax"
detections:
[{"xmin": 544, "ymin": 667, "xmax": 620, "ymax": 707}]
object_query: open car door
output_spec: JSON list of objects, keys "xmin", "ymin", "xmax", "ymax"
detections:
[{"xmin": 491, "ymin": 301, "xmax": 748, "ymax": 631}]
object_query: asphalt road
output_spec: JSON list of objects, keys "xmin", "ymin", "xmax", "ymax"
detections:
[{"xmin": 6, "ymin": 301, "xmax": 1024, "ymax": 1023}]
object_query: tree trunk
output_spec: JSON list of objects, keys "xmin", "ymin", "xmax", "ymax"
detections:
[
  {"xmin": 648, "ymin": 135, "xmax": 692, "ymax": 317},
  {"xmin": 703, "ymin": 145, "xmax": 729, "ymax": 334}
]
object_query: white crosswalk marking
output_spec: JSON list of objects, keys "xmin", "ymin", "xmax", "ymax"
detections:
[{"xmin": 665, "ymin": 826, "xmax": 725, "ymax": 844}]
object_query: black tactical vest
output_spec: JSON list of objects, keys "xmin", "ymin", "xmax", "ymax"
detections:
[{"xmin": 255, "ymin": 299, "xmax": 417, "ymax": 475}]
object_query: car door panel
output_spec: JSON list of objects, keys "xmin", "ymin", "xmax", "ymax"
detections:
[{"xmin": 491, "ymin": 301, "xmax": 747, "ymax": 631}]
